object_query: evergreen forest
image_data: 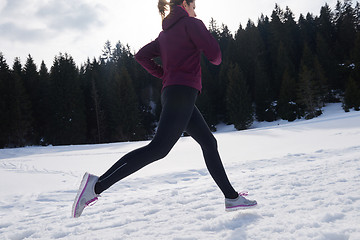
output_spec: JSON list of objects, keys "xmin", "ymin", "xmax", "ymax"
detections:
[{"xmin": 1, "ymin": 1, "xmax": 360, "ymax": 148}]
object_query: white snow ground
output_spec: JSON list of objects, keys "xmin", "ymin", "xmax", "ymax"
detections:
[{"xmin": 0, "ymin": 103, "xmax": 359, "ymax": 240}]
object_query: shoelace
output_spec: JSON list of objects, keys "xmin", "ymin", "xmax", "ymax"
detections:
[
  {"xmin": 86, "ymin": 196, "xmax": 99, "ymax": 207},
  {"xmin": 239, "ymin": 192, "xmax": 249, "ymax": 197}
]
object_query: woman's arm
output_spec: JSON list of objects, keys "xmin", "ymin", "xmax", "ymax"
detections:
[
  {"xmin": 135, "ymin": 38, "xmax": 164, "ymax": 79},
  {"xmin": 186, "ymin": 19, "xmax": 222, "ymax": 66}
]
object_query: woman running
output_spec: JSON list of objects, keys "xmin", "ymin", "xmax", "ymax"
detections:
[{"xmin": 72, "ymin": 0, "xmax": 257, "ymax": 218}]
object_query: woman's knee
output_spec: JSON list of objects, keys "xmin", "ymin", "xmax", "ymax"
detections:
[
  {"xmin": 146, "ymin": 141, "xmax": 173, "ymax": 161},
  {"xmin": 155, "ymin": 146, "xmax": 172, "ymax": 160}
]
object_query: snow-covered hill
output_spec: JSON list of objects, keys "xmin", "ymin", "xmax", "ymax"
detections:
[{"xmin": 1, "ymin": 103, "xmax": 359, "ymax": 240}]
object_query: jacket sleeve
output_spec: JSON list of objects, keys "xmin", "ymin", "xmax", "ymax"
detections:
[
  {"xmin": 135, "ymin": 38, "xmax": 164, "ymax": 79},
  {"xmin": 186, "ymin": 19, "xmax": 222, "ymax": 65}
]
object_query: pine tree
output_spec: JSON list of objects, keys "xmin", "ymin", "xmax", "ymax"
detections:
[
  {"xmin": 258, "ymin": 14, "xmax": 270, "ymax": 44},
  {"xmin": 256, "ymin": 14, "xmax": 277, "ymax": 122},
  {"xmin": 102, "ymin": 40, "xmax": 113, "ymax": 62},
  {"xmin": 81, "ymin": 58, "xmax": 106, "ymax": 144},
  {"xmin": 316, "ymin": 33, "xmax": 340, "ymax": 89},
  {"xmin": 49, "ymin": 54, "xmax": 86, "ymax": 145},
  {"xmin": 219, "ymin": 24, "xmax": 233, "ymax": 55},
  {"xmin": 343, "ymin": 77, "xmax": 360, "ymax": 111},
  {"xmin": 355, "ymin": 2, "xmax": 360, "ymax": 31},
  {"xmin": 10, "ymin": 76, "xmax": 32, "ymax": 146},
  {"xmin": 38, "ymin": 61, "xmax": 51, "ymax": 145},
  {"xmin": 299, "ymin": 13, "xmax": 317, "ymax": 53},
  {"xmin": 197, "ymin": 58, "xmax": 219, "ymax": 130},
  {"xmin": 313, "ymin": 56, "xmax": 329, "ymax": 105},
  {"xmin": 318, "ymin": 3, "xmax": 336, "ymax": 44},
  {"xmin": 283, "ymin": 6, "xmax": 302, "ymax": 69},
  {"xmin": 23, "ymin": 55, "xmax": 40, "ymax": 144},
  {"xmin": 254, "ymin": 60, "xmax": 276, "ymax": 122},
  {"xmin": 12, "ymin": 57, "xmax": 23, "ymax": 77},
  {"xmin": 0, "ymin": 53, "xmax": 11, "ymax": 147},
  {"xmin": 112, "ymin": 41, "xmax": 157, "ymax": 139},
  {"xmin": 98, "ymin": 60, "xmax": 116, "ymax": 142},
  {"xmin": 218, "ymin": 60, "xmax": 231, "ymax": 122},
  {"xmin": 297, "ymin": 64, "xmax": 322, "ymax": 119},
  {"xmin": 91, "ymin": 76, "xmax": 105, "ymax": 143},
  {"xmin": 278, "ymin": 69, "xmax": 298, "ymax": 121},
  {"xmin": 226, "ymin": 63, "xmax": 253, "ymax": 130},
  {"xmin": 269, "ymin": 4, "xmax": 285, "ymax": 94},
  {"xmin": 334, "ymin": 0, "xmax": 357, "ymax": 61},
  {"xmin": 209, "ymin": 18, "xmax": 221, "ymax": 41},
  {"xmin": 3, "ymin": 58, "xmax": 33, "ymax": 147},
  {"xmin": 232, "ymin": 19, "xmax": 266, "ymax": 103},
  {"xmin": 317, "ymin": 3, "xmax": 340, "ymax": 90},
  {"xmin": 298, "ymin": 44, "xmax": 325, "ymax": 119},
  {"xmin": 133, "ymin": 59, "xmax": 158, "ymax": 140},
  {"xmin": 351, "ymin": 33, "xmax": 360, "ymax": 87},
  {"xmin": 268, "ymin": 5, "xmax": 297, "ymax": 98},
  {"xmin": 215, "ymin": 25, "xmax": 234, "ymax": 121},
  {"xmin": 275, "ymin": 41, "xmax": 296, "ymax": 98},
  {"xmin": 110, "ymin": 67, "xmax": 139, "ymax": 141}
]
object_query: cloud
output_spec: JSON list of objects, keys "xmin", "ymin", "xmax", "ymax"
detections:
[
  {"xmin": 0, "ymin": 0, "xmax": 6, "ymax": 11},
  {"xmin": 36, "ymin": 0, "xmax": 104, "ymax": 31},
  {"xmin": 0, "ymin": 22, "xmax": 50, "ymax": 42},
  {"xmin": 1, "ymin": 0, "xmax": 23, "ymax": 12},
  {"xmin": 0, "ymin": 0, "xmax": 104, "ymax": 43}
]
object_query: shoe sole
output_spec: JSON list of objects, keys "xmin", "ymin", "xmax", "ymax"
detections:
[
  {"xmin": 72, "ymin": 173, "xmax": 91, "ymax": 218},
  {"xmin": 225, "ymin": 203, "xmax": 258, "ymax": 212}
]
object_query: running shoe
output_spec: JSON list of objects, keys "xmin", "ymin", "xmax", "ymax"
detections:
[
  {"xmin": 225, "ymin": 192, "xmax": 257, "ymax": 212},
  {"xmin": 72, "ymin": 172, "xmax": 100, "ymax": 218}
]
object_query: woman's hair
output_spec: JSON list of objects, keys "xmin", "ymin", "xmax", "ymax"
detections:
[{"xmin": 158, "ymin": 0, "xmax": 193, "ymax": 19}]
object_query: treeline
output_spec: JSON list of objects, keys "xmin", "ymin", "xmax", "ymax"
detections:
[
  {"xmin": 0, "ymin": 44, "xmax": 160, "ymax": 148},
  {"xmin": 200, "ymin": 0, "xmax": 360, "ymax": 130},
  {"xmin": 1, "ymin": 0, "xmax": 360, "ymax": 148}
]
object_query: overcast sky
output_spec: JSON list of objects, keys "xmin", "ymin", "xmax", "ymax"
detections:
[{"xmin": 0, "ymin": 0, "xmax": 338, "ymax": 68}]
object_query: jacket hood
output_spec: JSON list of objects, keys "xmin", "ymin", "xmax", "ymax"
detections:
[{"xmin": 162, "ymin": 6, "xmax": 189, "ymax": 31}]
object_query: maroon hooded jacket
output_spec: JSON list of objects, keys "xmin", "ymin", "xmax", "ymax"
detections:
[{"xmin": 135, "ymin": 6, "xmax": 222, "ymax": 92}]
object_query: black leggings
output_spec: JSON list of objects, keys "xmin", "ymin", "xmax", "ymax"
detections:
[{"xmin": 95, "ymin": 85, "xmax": 238, "ymax": 199}]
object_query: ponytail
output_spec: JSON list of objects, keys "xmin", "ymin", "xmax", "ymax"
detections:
[
  {"xmin": 158, "ymin": 0, "xmax": 193, "ymax": 19},
  {"xmin": 158, "ymin": 0, "xmax": 169, "ymax": 19}
]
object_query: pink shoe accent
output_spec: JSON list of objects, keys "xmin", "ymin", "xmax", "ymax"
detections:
[
  {"xmin": 225, "ymin": 192, "xmax": 257, "ymax": 211},
  {"xmin": 73, "ymin": 174, "xmax": 90, "ymax": 218},
  {"xmin": 86, "ymin": 197, "xmax": 98, "ymax": 206}
]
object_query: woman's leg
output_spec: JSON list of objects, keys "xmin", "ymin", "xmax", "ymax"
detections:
[
  {"xmin": 185, "ymin": 106, "xmax": 238, "ymax": 199},
  {"xmin": 94, "ymin": 86, "xmax": 199, "ymax": 194}
]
